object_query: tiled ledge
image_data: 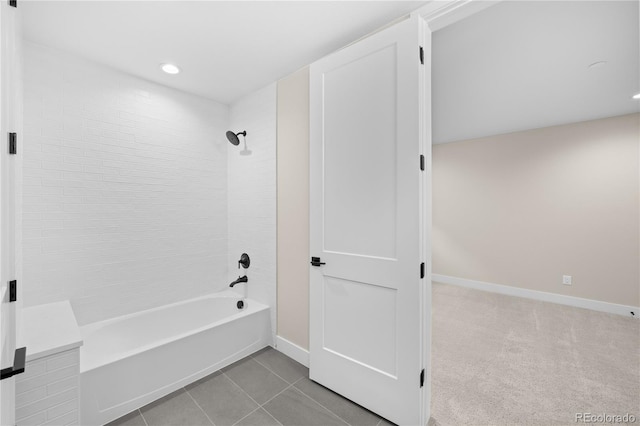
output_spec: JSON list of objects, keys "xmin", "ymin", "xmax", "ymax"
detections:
[
  {"xmin": 19, "ymin": 300, "xmax": 82, "ymax": 362},
  {"xmin": 16, "ymin": 301, "xmax": 82, "ymax": 426}
]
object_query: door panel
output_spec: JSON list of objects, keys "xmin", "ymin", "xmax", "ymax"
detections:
[
  {"xmin": 310, "ymin": 16, "xmax": 424, "ymax": 426},
  {"xmin": 323, "ymin": 278, "xmax": 397, "ymax": 376},
  {"xmin": 323, "ymin": 44, "xmax": 398, "ymax": 260}
]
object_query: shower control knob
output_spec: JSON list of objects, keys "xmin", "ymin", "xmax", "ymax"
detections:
[
  {"xmin": 310, "ymin": 257, "xmax": 326, "ymax": 267},
  {"xmin": 238, "ymin": 253, "xmax": 250, "ymax": 269}
]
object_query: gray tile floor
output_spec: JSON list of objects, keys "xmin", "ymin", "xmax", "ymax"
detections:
[{"xmin": 107, "ymin": 347, "xmax": 390, "ymax": 426}]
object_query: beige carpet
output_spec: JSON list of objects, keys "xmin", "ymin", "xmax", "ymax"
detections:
[{"xmin": 431, "ymin": 282, "xmax": 640, "ymax": 426}]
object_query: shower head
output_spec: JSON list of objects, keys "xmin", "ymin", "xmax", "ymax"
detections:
[{"xmin": 226, "ymin": 130, "xmax": 246, "ymax": 146}]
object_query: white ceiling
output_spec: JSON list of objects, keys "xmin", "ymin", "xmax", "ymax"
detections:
[
  {"xmin": 22, "ymin": 1, "xmax": 425, "ymax": 105},
  {"xmin": 433, "ymin": 0, "xmax": 640, "ymax": 144},
  {"xmin": 22, "ymin": 1, "xmax": 640, "ymax": 142}
]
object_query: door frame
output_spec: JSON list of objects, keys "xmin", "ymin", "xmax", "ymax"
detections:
[
  {"xmin": 0, "ymin": 0, "xmax": 22, "ymax": 424},
  {"xmin": 411, "ymin": 1, "xmax": 501, "ymax": 424},
  {"xmin": 305, "ymin": 2, "xmax": 502, "ymax": 424},
  {"xmin": 414, "ymin": 0, "xmax": 500, "ymax": 33}
]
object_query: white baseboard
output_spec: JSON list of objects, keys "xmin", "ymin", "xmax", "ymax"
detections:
[
  {"xmin": 275, "ymin": 335, "xmax": 310, "ymax": 367},
  {"xmin": 432, "ymin": 274, "xmax": 639, "ymax": 318}
]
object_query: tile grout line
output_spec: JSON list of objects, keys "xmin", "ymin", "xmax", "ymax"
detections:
[
  {"xmin": 262, "ymin": 407, "xmax": 285, "ymax": 426},
  {"xmin": 221, "ymin": 369, "xmax": 294, "ymax": 426},
  {"xmin": 229, "ymin": 404, "xmax": 284, "ymax": 426},
  {"xmin": 223, "ymin": 369, "xmax": 295, "ymax": 411},
  {"xmin": 221, "ymin": 370, "xmax": 267, "ymax": 410},
  {"xmin": 138, "ymin": 408, "xmax": 149, "ymax": 426},
  {"xmin": 290, "ymin": 381, "xmax": 352, "ymax": 426},
  {"xmin": 222, "ymin": 352, "xmax": 304, "ymax": 408},
  {"xmin": 259, "ymin": 380, "xmax": 299, "ymax": 408},
  {"xmin": 220, "ymin": 369, "xmax": 285, "ymax": 425},
  {"xmin": 250, "ymin": 354, "xmax": 303, "ymax": 386},
  {"xmin": 184, "ymin": 386, "xmax": 217, "ymax": 426},
  {"xmin": 231, "ymin": 406, "xmax": 262, "ymax": 426},
  {"xmin": 255, "ymin": 383, "xmax": 292, "ymax": 426},
  {"xmin": 223, "ymin": 375, "xmax": 287, "ymax": 426},
  {"xmin": 250, "ymin": 351, "xmax": 354, "ymax": 426}
]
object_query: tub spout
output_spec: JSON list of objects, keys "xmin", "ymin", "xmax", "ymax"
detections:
[{"xmin": 229, "ymin": 275, "xmax": 248, "ymax": 287}]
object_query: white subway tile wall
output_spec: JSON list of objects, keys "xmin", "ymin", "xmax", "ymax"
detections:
[
  {"xmin": 228, "ymin": 84, "xmax": 277, "ymax": 342},
  {"xmin": 16, "ymin": 349, "xmax": 80, "ymax": 426},
  {"xmin": 22, "ymin": 43, "xmax": 230, "ymax": 325}
]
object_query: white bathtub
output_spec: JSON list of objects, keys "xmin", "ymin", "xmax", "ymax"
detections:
[{"xmin": 79, "ymin": 291, "xmax": 271, "ymax": 425}]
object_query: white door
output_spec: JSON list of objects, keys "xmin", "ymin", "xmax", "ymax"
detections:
[
  {"xmin": 0, "ymin": 0, "xmax": 21, "ymax": 424},
  {"xmin": 310, "ymin": 16, "xmax": 427, "ymax": 426}
]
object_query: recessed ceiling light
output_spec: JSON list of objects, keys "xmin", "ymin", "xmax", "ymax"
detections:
[
  {"xmin": 588, "ymin": 61, "xmax": 607, "ymax": 69},
  {"xmin": 161, "ymin": 63, "xmax": 180, "ymax": 75},
  {"xmin": 633, "ymin": 92, "xmax": 640, "ymax": 100}
]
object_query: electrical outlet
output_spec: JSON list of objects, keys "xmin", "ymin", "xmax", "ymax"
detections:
[{"xmin": 562, "ymin": 275, "xmax": 572, "ymax": 286}]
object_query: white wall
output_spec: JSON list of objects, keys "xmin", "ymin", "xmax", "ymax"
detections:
[
  {"xmin": 227, "ymin": 84, "xmax": 277, "ymax": 343},
  {"xmin": 22, "ymin": 42, "xmax": 230, "ymax": 325},
  {"xmin": 433, "ymin": 113, "xmax": 639, "ymax": 307}
]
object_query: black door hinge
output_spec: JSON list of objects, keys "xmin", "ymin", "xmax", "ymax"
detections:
[
  {"xmin": 420, "ymin": 154, "xmax": 424, "ymax": 171},
  {"xmin": 9, "ymin": 133, "xmax": 17, "ymax": 155},
  {"xmin": 420, "ymin": 263, "xmax": 425, "ymax": 279},
  {"xmin": 419, "ymin": 46, "xmax": 424, "ymax": 65},
  {"xmin": 9, "ymin": 280, "xmax": 17, "ymax": 302},
  {"xmin": 8, "ymin": 0, "xmax": 17, "ymax": 7},
  {"xmin": 420, "ymin": 369, "xmax": 425, "ymax": 387}
]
